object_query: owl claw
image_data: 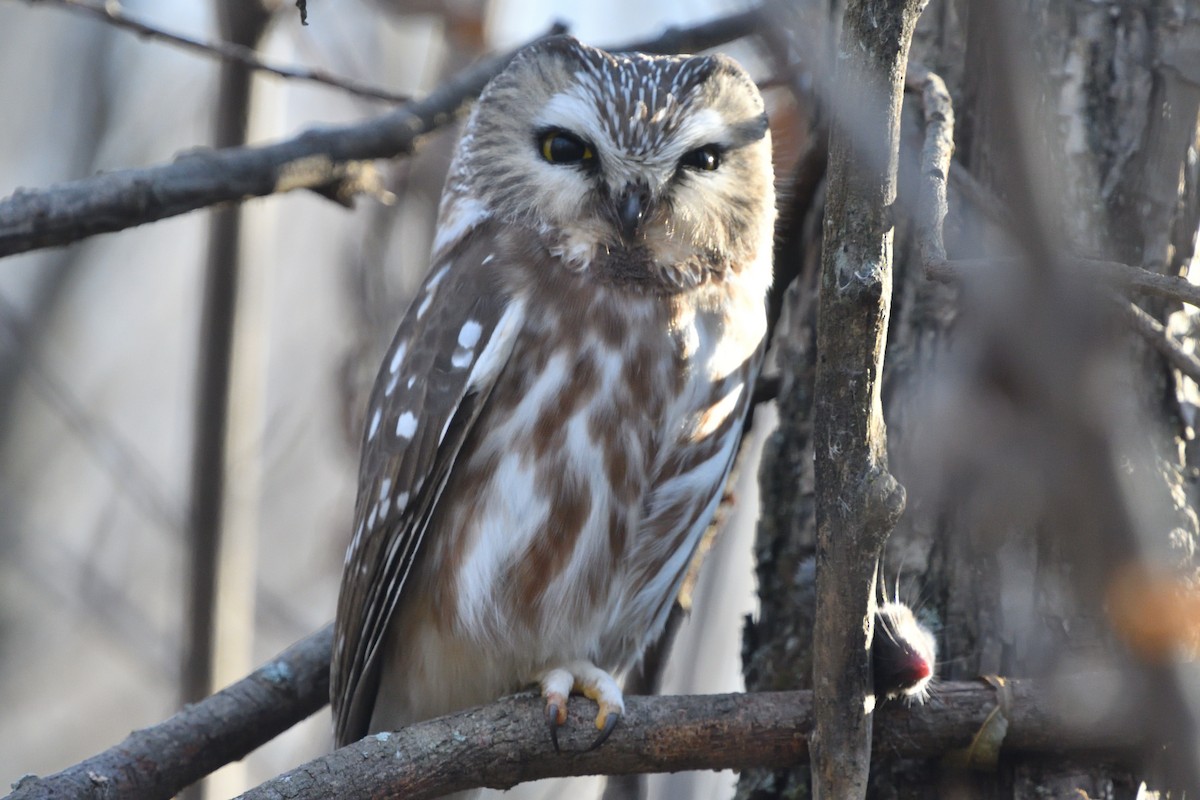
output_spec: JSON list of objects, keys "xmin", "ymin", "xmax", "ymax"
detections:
[
  {"xmin": 542, "ymin": 686, "xmax": 569, "ymax": 753},
  {"xmin": 538, "ymin": 662, "xmax": 625, "ymax": 752},
  {"xmin": 545, "ymin": 702, "xmax": 562, "ymax": 753},
  {"xmin": 588, "ymin": 710, "xmax": 620, "ymax": 751}
]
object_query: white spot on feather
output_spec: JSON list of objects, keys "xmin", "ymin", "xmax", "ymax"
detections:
[
  {"xmin": 426, "ymin": 265, "xmax": 450, "ymax": 292},
  {"xmin": 451, "ymin": 348, "xmax": 473, "ymax": 369},
  {"xmin": 367, "ymin": 505, "xmax": 378, "ymax": 531},
  {"xmin": 389, "ymin": 342, "xmax": 408, "ymax": 375},
  {"xmin": 367, "ymin": 407, "xmax": 382, "ymax": 441},
  {"xmin": 396, "ymin": 411, "xmax": 417, "ymax": 439},
  {"xmin": 417, "ymin": 294, "xmax": 433, "ymax": 319},
  {"xmin": 396, "ymin": 491, "xmax": 410, "ymax": 512},
  {"xmin": 458, "ymin": 320, "xmax": 482, "ymax": 349}
]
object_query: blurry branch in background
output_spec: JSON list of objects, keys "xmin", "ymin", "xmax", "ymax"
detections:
[
  {"xmin": 1120, "ymin": 301, "xmax": 1200, "ymax": 385},
  {"xmin": 181, "ymin": 7, "xmax": 271, "ymax": 800},
  {"xmin": 909, "ymin": 62, "xmax": 1200, "ymax": 387},
  {"xmin": 6, "ymin": 627, "xmax": 334, "ymax": 800},
  {"xmin": 19, "ymin": 0, "xmax": 412, "ymax": 103},
  {"xmin": 2, "ymin": 623, "xmax": 1159, "ymax": 800},
  {"xmin": 0, "ymin": 8, "xmax": 761, "ymax": 259}
]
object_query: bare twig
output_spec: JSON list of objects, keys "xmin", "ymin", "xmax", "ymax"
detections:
[
  {"xmin": 22, "ymin": 0, "xmax": 411, "ymax": 103},
  {"xmin": 0, "ymin": 8, "xmax": 762, "ymax": 259},
  {"xmin": 907, "ymin": 63, "xmax": 954, "ymax": 271},
  {"xmin": 181, "ymin": 9, "xmax": 269, "ymax": 789},
  {"xmin": 927, "ymin": 257, "xmax": 1200, "ymax": 311},
  {"xmin": 811, "ymin": 0, "xmax": 925, "ymax": 795},
  {"xmin": 5, "ymin": 626, "xmax": 334, "ymax": 800},
  {"xmin": 1120, "ymin": 301, "xmax": 1200, "ymax": 386}
]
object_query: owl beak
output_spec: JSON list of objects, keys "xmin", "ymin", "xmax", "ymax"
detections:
[{"xmin": 616, "ymin": 184, "xmax": 650, "ymax": 242}]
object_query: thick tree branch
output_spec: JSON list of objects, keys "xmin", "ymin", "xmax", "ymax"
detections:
[
  {"xmin": 5, "ymin": 625, "xmax": 334, "ymax": 800},
  {"xmin": 22, "ymin": 0, "xmax": 413, "ymax": 104},
  {"xmin": 810, "ymin": 0, "xmax": 925, "ymax": 796},
  {"xmin": 235, "ymin": 677, "xmax": 1148, "ymax": 800},
  {"xmin": 2, "ymin": 619, "xmax": 1156, "ymax": 800},
  {"xmin": 0, "ymin": 8, "xmax": 761, "ymax": 259}
]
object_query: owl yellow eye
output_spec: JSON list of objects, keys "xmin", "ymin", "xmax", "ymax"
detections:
[
  {"xmin": 680, "ymin": 145, "xmax": 722, "ymax": 171},
  {"xmin": 539, "ymin": 130, "xmax": 594, "ymax": 165}
]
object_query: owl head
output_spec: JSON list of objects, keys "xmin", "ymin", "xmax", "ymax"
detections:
[{"xmin": 439, "ymin": 36, "xmax": 775, "ymax": 290}]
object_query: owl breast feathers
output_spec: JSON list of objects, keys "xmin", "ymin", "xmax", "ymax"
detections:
[{"xmin": 331, "ymin": 35, "xmax": 775, "ymax": 749}]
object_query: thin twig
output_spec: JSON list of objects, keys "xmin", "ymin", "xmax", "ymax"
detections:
[
  {"xmin": 22, "ymin": 0, "xmax": 411, "ymax": 103},
  {"xmin": 927, "ymin": 256, "xmax": 1200, "ymax": 311},
  {"xmin": 907, "ymin": 63, "xmax": 954, "ymax": 270},
  {"xmin": 1121, "ymin": 301, "xmax": 1200, "ymax": 386},
  {"xmin": 0, "ymin": 7, "xmax": 762, "ymax": 259}
]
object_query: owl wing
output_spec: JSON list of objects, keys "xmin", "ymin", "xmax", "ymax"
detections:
[{"xmin": 332, "ymin": 219, "xmax": 523, "ymax": 746}]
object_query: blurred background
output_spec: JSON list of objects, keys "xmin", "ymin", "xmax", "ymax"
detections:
[{"xmin": 0, "ymin": 0, "xmax": 767, "ymax": 797}]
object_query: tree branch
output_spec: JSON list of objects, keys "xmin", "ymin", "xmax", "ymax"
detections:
[
  {"xmin": 810, "ymin": 0, "xmax": 927, "ymax": 796},
  {"xmin": 22, "ymin": 0, "xmax": 413, "ymax": 104},
  {"xmin": 2, "ymin": 619, "xmax": 1157, "ymax": 800},
  {"xmin": 0, "ymin": 8, "xmax": 762, "ymax": 259},
  {"xmin": 5, "ymin": 625, "xmax": 334, "ymax": 800},
  {"xmin": 233, "ymin": 676, "xmax": 1148, "ymax": 800}
]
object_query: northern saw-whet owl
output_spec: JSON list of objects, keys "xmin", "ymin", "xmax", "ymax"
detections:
[{"xmin": 331, "ymin": 36, "xmax": 776, "ymax": 753}]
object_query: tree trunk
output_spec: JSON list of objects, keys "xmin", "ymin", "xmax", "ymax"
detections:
[{"xmin": 741, "ymin": 0, "xmax": 1200, "ymax": 796}]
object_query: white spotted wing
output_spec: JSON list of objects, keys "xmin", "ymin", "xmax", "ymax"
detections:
[{"xmin": 332, "ymin": 219, "xmax": 523, "ymax": 746}]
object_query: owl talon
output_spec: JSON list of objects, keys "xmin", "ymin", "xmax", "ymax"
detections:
[
  {"xmin": 545, "ymin": 700, "xmax": 563, "ymax": 753},
  {"xmin": 588, "ymin": 710, "xmax": 620, "ymax": 750}
]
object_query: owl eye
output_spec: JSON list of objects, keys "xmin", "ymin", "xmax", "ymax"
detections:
[
  {"xmin": 680, "ymin": 145, "xmax": 722, "ymax": 172},
  {"xmin": 539, "ymin": 130, "xmax": 595, "ymax": 165}
]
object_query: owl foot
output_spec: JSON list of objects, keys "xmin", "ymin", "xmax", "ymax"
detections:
[{"xmin": 539, "ymin": 661, "xmax": 625, "ymax": 753}]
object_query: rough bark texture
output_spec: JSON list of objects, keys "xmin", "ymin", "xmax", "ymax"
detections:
[
  {"xmin": 744, "ymin": 0, "xmax": 1200, "ymax": 797},
  {"xmin": 809, "ymin": 0, "xmax": 924, "ymax": 796}
]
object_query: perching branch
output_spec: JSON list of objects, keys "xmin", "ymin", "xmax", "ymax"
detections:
[
  {"xmin": 0, "ymin": 8, "xmax": 762, "ymax": 259},
  {"xmin": 234, "ymin": 677, "xmax": 1150, "ymax": 800},
  {"xmin": 2, "ymin": 619, "xmax": 1158, "ymax": 800},
  {"xmin": 5, "ymin": 626, "xmax": 334, "ymax": 800},
  {"xmin": 811, "ymin": 0, "xmax": 926, "ymax": 796},
  {"xmin": 21, "ymin": 0, "xmax": 412, "ymax": 104}
]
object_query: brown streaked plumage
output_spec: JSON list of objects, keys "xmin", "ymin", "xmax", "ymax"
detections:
[{"xmin": 331, "ymin": 36, "xmax": 776, "ymax": 760}]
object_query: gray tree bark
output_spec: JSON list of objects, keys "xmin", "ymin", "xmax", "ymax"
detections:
[{"xmin": 742, "ymin": 0, "xmax": 1200, "ymax": 796}]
